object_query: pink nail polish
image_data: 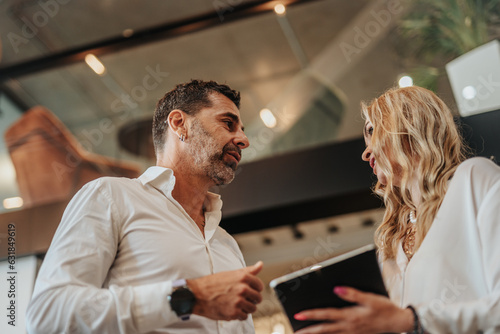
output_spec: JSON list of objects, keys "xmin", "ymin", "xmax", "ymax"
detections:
[
  {"xmin": 334, "ymin": 286, "xmax": 346, "ymax": 295},
  {"xmin": 294, "ymin": 313, "xmax": 307, "ymax": 321}
]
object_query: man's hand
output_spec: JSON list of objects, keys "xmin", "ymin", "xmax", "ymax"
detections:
[{"xmin": 186, "ymin": 261, "xmax": 264, "ymax": 321}]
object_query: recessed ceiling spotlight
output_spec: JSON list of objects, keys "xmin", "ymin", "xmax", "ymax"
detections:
[
  {"xmin": 85, "ymin": 54, "xmax": 106, "ymax": 76},
  {"xmin": 398, "ymin": 75, "xmax": 413, "ymax": 88},
  {"xmin": 122, "ymin": 29, "xmax": 134, "ymax": 38},
  {"xmin": 290, "ymin": 224, "xmax": 304, "ymax": 239},
  {"xmin": 3, "ymin": 197, "xmax": 23, "ymax": 209},
  {"xmin": 262, "ymin": 236, "xmax": 273, "ymax": 245},
  {"xmin": 362, "ymin": 218, "xmax": 375, "ymax": 227},
  {"xmin": 462, "ymin": 85, "xmax": 477, "ymax": 100},
  {"xmin": 328, "ymin": 225, "xmax": 339, "ymax": 233},
  {"xmin": 274, "ymin": 3, "xmax": 286, "ymax": 15},
  {"xmin": 259, "ymin": 108, "xmax": 277, "ymax": 128}
]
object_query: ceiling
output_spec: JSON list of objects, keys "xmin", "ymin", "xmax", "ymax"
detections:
[{"xmin": 0, "ymin": 0, "xmax": 422, "ymax": 170}]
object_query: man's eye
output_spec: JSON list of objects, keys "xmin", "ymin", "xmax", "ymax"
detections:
[{"xmin": 224, "ymin": 120, "xmax": 233, "ymax": 128}]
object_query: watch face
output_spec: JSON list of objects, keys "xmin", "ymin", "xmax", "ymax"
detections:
[{"xmin": 170, "ymin": 287, "xmax": 196, "ymax": 316}]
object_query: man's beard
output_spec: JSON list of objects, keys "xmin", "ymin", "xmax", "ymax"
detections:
[{"xmin": 187, "ymin": 119, "xmax": 240, "ymax": 186}]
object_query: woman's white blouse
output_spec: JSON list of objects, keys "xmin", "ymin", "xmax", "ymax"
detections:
[{"xmin": 382, "ymin": 157, "xmax": 500, "ymax": 333}]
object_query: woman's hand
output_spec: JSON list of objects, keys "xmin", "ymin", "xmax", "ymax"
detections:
[{"xmin": 293, "ymin": 286, "xmax": 414, "ymax": 334}]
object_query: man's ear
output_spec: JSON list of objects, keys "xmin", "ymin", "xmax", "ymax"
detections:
[{"xmin": 167, "ymin": 109, "xmax": 187, "ymax": 139}]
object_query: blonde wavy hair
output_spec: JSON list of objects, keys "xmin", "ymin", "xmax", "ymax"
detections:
[{"xmin": 361, "ymin": 86, "xmax": 469, "ymax": 260}]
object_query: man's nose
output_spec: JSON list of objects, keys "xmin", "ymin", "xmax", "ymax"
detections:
[{"xmin": 234, "ymin": 129, "xmax": 250, "ymax": 149}]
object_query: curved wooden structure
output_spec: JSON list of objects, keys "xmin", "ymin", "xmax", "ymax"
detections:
[{"xmin": 4, "ymin": 106, "xmax": 141, "ymax": 208}]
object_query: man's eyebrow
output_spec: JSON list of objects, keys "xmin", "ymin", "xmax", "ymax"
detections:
[{"xmin": 221, "ymin": 112, "xmax": 245, "ymax": 132}]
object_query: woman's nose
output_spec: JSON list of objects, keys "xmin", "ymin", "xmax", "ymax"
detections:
[{"xmin": 361, "ymin": 146, "xmax": 372, "ymax": 161}]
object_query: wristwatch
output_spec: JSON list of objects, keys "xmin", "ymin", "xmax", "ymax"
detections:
[{"xmin": 168, "ymin": 279, "xmax": 196, "ymax": 321}]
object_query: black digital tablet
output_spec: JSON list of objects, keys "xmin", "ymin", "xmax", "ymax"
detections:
[{"xmin": 269, "ymin": 244, "xmax": 388, "ymax": 331}]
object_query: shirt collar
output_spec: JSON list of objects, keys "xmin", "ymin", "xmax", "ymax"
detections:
[
  {"xmin": 138, "ymin": 166, "xmax": 223, "ymax": 227},
  {"xmin": 139, "ymin": 166, "xmax": 176, "ymax": 197}
]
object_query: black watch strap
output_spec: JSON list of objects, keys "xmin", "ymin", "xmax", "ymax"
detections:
[{"xmin": 168, "ymin": 279, "xmax": 196, "ymax": 321}]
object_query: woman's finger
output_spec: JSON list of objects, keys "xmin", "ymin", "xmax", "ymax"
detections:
[{"xmin": 295, "ymin": 307, "xmax": 344, "ymax": 321}]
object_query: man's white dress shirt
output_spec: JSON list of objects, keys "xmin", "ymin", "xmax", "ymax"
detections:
[
  {"xmin": 382, "ymin": 157, "xmax": 500, "ymax": 333},
  {"xmin": 26, "ymin": 166, "xmax": 255, "ymax": 333}
]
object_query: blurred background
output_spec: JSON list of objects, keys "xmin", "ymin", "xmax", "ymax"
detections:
[{"xmin": 1, "ymin": 0, "xmax": 499, "ymax": 332}]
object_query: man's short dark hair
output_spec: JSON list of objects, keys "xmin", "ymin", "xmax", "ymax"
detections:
[{"xmin": 152, "ymin": 79, "xmax": 240, "ymax": 155}]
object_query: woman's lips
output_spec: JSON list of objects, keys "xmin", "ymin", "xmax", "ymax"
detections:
[
  {"xmin": 369, "ymin": 157, "xmax": 375, "ymax": 168},
  {"xmin": 369, "ymin": 157, "xmax": 377, "ymax": 174}
]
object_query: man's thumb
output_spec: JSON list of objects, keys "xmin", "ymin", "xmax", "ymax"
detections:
[{"xmin": 246, "ymin": 261, "xmax": 263, "ymax": 275}]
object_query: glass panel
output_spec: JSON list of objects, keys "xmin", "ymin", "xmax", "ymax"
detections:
[
  {"xmin": 3, "ymin": 0, "xmax": 490, "ymax": 166},
  {"xmin": 0, "ymin": 0, "xmax": 261, "ymax": 65},
  {"xmin": 3, "ymin": 0, "xmax": 375, "ymax": 166}
]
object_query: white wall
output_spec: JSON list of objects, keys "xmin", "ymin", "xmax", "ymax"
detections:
[{"xmin": 0, "ymin": 93, "xmax": 23, "ymax": 213}]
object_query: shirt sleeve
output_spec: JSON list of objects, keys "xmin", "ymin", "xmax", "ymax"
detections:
[
  {"xmin": 417, "ymin": 171, "xmax": 500, "ymax": 333},
  {"xmin": 26, "ymin": 179, "xmax": 179, "ymax": 334}
]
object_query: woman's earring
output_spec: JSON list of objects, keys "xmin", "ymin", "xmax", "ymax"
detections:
[{"xmin": 179, "ymin": 134, "xmax": 185, "ymax": 142}]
